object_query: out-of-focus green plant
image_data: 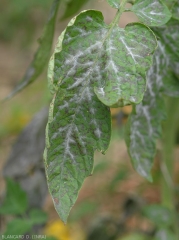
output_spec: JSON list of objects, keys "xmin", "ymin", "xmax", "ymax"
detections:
[
  {"xmin": 0, "ymin": 178, "xmax": 48, "ymax": 236},
  {"xmin": 0, "ymin": 0, "xmax": 50, "ymax": 43}
]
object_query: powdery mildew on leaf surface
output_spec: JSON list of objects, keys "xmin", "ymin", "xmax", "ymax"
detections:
[
  {"xmin": 154, "ymin": 19, "xmax": 179, "ymax": 77},
  {"xmin": 131, "ymin": 0, "xmax": 172, "ymax": 27},
  {"xmin": 172, "ymin": 1, "xmax": 179, "ymax": 20},
  {"xmin": 45, "ymin": 10, "xmax": 158, "ymax": 222},
  {"xmin": 94, "ymin": 23, "xmax": 157, "ymax": 107},
  {"xmin": 125, "ymin": 44, "xmax": 167, "ymax": 181},
  {"xmin": 125, "ymin": 14, "xmax": 179, "ymax": 180}
]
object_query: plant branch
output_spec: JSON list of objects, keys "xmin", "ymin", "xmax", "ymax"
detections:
[{"xmin": 161, "ymin": 97, "xmax": 179, "ymax": 237}]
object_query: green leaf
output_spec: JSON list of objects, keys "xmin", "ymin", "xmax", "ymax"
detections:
[
  {"xmin": 142, "ymin": 204, "xmax": 173, "ymax": 228},
  {"xmin": 125, "ymin": 45, "xmax": 167, "ymax": 180},
  {"xmin": 61, "ymin": 0, "xmax": 89, "ymax": 19},
  {"xmin": 106, "ymin": 0, "xmax": 120, "ymax": 9},
  {"xmin": 131, "ymin": 0, "xmax": 172, "ymax": 27},
  {"xmin": 28, "ymin": 209, "xmax": 48, "ymax": 224},
  {"xmin": 172, "ymin": 1, "xmax": 179, "ymax": 20},
  {"xmin": 48, "ymin": 17, "xmax": 76, "ymax": 95},
  {"xmin": 153, "ymin": 19, "xmax": 179, "ymax": 77},
  {"xmin": 162, "ymin": 70, "xmax": 179, "ymax": 97},
  {"xmin": 4, "ymin": 219, "xmax": 32, "ymax": 236},
  {"xmin": 154, "ymin": 229, "xmax": 177, "ymax": 240},
  {"xmin": 94, "ymin": 23, "xmax": 157, "ymax": 107},
  {"xmin": 0, "ymin": 178, "xmax": 28, "ymax": 215},
  {"xmin": 45, "ymin": 11, "xmax": 112, "ymax": 223},
  {"xmin": 45, "ymin": 9, "xmax": 157, "ymax": 222},
  {"xmin": 4, "ymin": 0, "xmax": 60, "ymax": 100}
]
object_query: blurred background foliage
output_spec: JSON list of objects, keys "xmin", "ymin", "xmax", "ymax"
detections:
[{"xmin": 0, "ymin": 0, "xmax": 179, "ymax": 240}]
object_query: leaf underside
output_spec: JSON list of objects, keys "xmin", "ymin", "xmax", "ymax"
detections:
[
  {"xmin": 131, "ymin": 0, "xmax": 172, "ymax": 27},
  {"xmin": 45, "ymin": 9, "xmax": 157, "ymax": 222}
]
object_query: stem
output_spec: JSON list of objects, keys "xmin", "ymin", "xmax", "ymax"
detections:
[
  {"xmin": 161, "ymin": 97, "xmax": 179, "ymax": 236},
  {"xmin": 111, "ymin": 0, "xmax": 129, "ymax": 26}
]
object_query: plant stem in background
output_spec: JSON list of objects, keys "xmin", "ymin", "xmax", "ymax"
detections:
[{"xmin": 161, "ymin": 97, "xmax": 179, "ymax": 237}]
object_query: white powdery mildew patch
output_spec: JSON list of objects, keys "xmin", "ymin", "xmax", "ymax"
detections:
[
  {"xmin": 134, "ymin": 1, "xmax": 164, "ymax": 19},
  {"xmin": 142, "ymin": 105, "xmax": 153, "ymax": 137},
  {"xmin": 58, "ymin": 101, "xmax": 69, "ymax": 110},
  {"xmin": 82, "ymin": 86, "xmax": 93, "ymax": 101},
  {"xmin": 63, "ymin": 126, "xmax": 76, "ymax": 163},
  {"xmin": 105, "ymin": 39, "xmax": 119, "ymax": 75},
  {"xmin": 97, "ymin": 87, "xmax": 105, "ymax": 97},
  {"xmin": 130, "ymin": 39, "xmax": 148, "ymax": 49},
  {"xmin": 120, "ymin": 37, "xmax": 137, "ymax": 63},
  {"xmin": 67, "ymin": 77, "xmax": 84, "ymax": 90},
  {"xmin": 94, "ymin": 128, "xmax": 102, "ymax": 138},
  {"xmin": 86, "ymin": 16, "xmax": 93, "ymax": 22}
]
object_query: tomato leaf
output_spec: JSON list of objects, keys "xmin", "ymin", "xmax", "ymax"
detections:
[
  {"xmin": 94, "ymin": 23, "xmax": 157, "ymax": 107},
  {"xmin": 45, "ymin": 10, "xmax": 112, "ymax": 223},
  {"xmin": 131, "ymin": 0, "xmax": 172, "ymax": 26},
  {"xmin": 153, "ymin": 18, "xmax": 179, "ymax": 77},
  {"xmin": 4, "ymin": 0, "xmax": 60, "ymax": 100},
  {"xmin": 125, "ymin": 45, "xmax": 167, "ymax": 180},
  {"xmin": 172, "ymin": 1, "xmax": 179, "ymax": 20}
]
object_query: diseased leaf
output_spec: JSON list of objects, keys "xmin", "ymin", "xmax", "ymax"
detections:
[
  {"xmin": 172, "ymin": 1, "xmax": 179, "ymax": 20},
  {"xmin": 153, "ymin": 19, "xmax": 179, "ymax": 77},
  {"xmin": 45, "ymin": 10, "xmax": 158, "ymax": 222},
  {"xmin": 45, "ymin": 11, "xmax": 112, "ymax": 223},
  {"xmin": 0, "ymin": 178, "xmax": 28, "ymax": 215},
  {"xmin": 162, "ymin": 70, "xmax": 179, "ymax": 97},
  {"xmin": 61, "ymin": 0, "xmax": 89, "ymax": 19},
  {"xmin": 106, "ymin": 0, "xmax": 120, "ymax": 9},
  {"xmin": 131, "ymin": 0, "xmax": 172, "ymax": 26},
  {"xmin": 94, "ymin": 23, "xmax": 157, "ymax": 107},
  {"xmin": 48, "ymin": 17, "xmax": 76, "ymax": 95},
  {"xmin": 142, "ymin": 204, "xmax": 173, "ymax": 228},
  {"xmin": 125, "ymin": 45, "xmax": 167, "ymax": 180},
  {"xmin": 5, "ymin": 0, "xmax": 60, "ymax": 100},
  {"xmin": 125, "ymin": 24, "xmax": 179, "ymax": 179}
]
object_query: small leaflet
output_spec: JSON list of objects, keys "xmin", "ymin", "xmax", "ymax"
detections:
[{"xmin": 131, "ymin": 0, "xmax": 172, "ymax": 26}]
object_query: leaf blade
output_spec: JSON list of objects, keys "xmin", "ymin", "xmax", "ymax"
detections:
[
  {"xmin": 125, "ymin": 45, "xmax": 167, "ymax": 180},
  {"xmin": 45, "ymin": 10, "xmax": 112, "ymax": 223},
  {"xmin": 131, "ymin": 0, "xmax": 172, "ymax": 27},
  {"xmin": 4, "ymin": 0, "xmax": 60, "ymax": 100},
  {"xmin": 45, "ymin": 9, "xmax": 157, "ymax": 222},
  {"xmin": 94, "ymin": 23, "xmax": 157, "ymax": 107}
]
